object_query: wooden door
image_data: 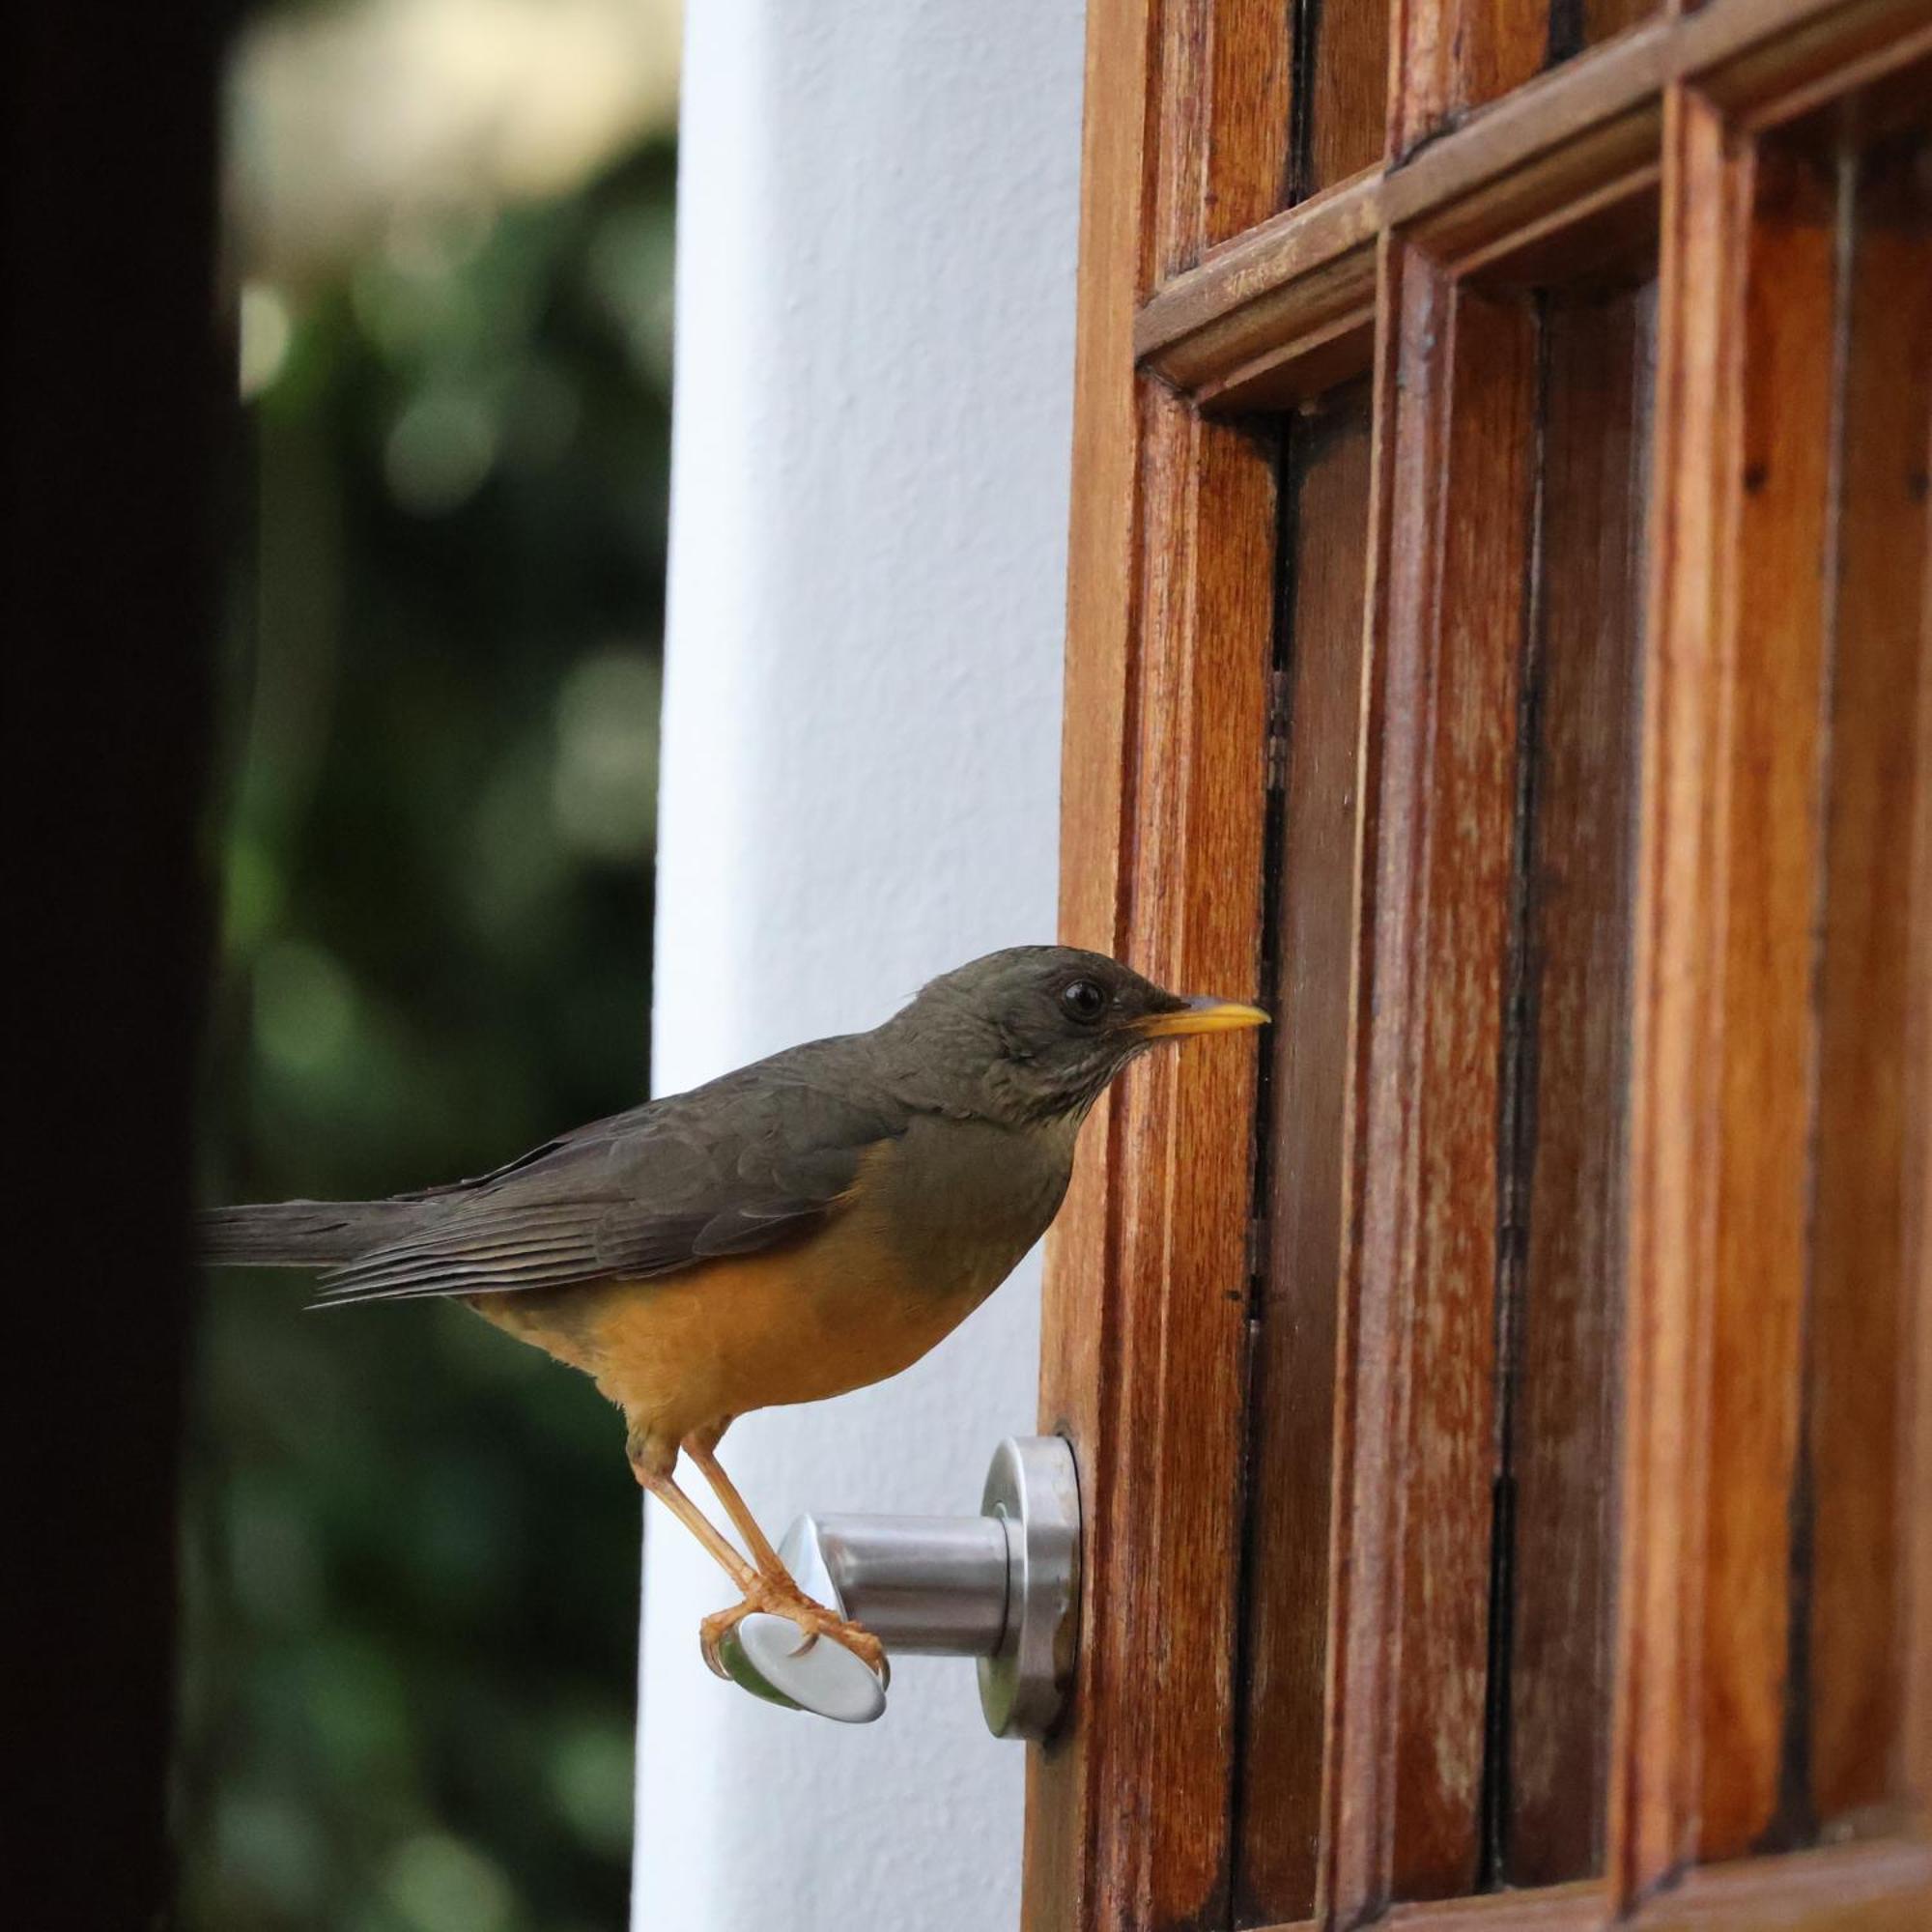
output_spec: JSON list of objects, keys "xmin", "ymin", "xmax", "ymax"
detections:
[{"xmin": 1029, "ymin": 2, "xmax": 1932, "ymax": 1929}]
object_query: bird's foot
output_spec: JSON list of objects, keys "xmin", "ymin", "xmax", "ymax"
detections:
[{"xmin": 698, "ymin": 1575, "xmax": 889, "ymax": 1686}]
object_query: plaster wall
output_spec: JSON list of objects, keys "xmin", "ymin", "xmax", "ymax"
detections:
[{"xmin": 636, "ymin": 4, "xmax": 1086, "ymax": 1926}]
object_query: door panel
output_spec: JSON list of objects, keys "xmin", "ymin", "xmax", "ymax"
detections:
[
  {"xmin": 1505, "ymin": 283, "xmax": 1652, "ymax": 1892},
  {"xmin": 1033, "ymin": 5, "xmax": 1932, "ymax": 1930},
  {"xmin": 1236, "ymin": 383, "xmax": 1377, "ymax": 1928}
]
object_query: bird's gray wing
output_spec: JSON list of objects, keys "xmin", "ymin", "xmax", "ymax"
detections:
[{"xmin": 312, "ymin": 1061, "xmax": 904, "ymax": 1306}]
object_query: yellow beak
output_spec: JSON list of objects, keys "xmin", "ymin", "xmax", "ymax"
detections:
[{"xmin": 1131, "ymin": 996, "xmax": 1270, "ymax": 1038}]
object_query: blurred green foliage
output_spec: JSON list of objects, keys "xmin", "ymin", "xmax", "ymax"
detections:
[{"xmin": 182, "ymin": 138, "xmax": 675, "ymax": 1932}]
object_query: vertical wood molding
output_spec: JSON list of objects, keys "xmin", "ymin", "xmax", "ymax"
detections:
[
  {"xmin": 1114, "ymin": 392, "xmax": 1275, "ymax": 1928},
  {"xmin": 1035, "ymin": 397, "xmax": 1276, "ymax": 1932},
  {"xmin": 1030, "ymin": 2, "xmax": 1278, "ymax": 1927},
  {"xmin": 1386, "ymin": 278, "xmax": 1541, "ymax": 1904},
  {"xmin": 1153, "ymin": 0, "xmax": 1294, "ymax": 277},
  {"xmin": 1305, "ymin": 0, "xmax": 1393, "ymax": 194},
  {"xmin": 1905, "ymin": 371, "xmax": 1932, "ymax": 1830},
  {"xmin": 1696, "ymin": 133, "xmax": 1839, "ymax": 1864},
  {"xmin": 1234, "ymin": 384, "xmax": 1377, "ymax": 1928},
  {"xmin": 1507, "ymin": 286, "xmax": 1653, "ymax": 1890},
  {"xmin": 1610, "ymin": 81, "xmax": 1751, "ymax": 1909},
  {"xmin": 1324, "ymin": 232, "xmax": 1422, "ymax": 1932},
  {"xmin": 1806, "ymin": 135, "xmax": 1932, "ymax": 1828},
  {"xmin": 1324, "ymin": 233, "xmax": 1551, "ymax": 1919},
  {"xmin": 1394, "ymin": 0, "xmax": 1552, "ymax": 159},
  {"xmin": 1028, "ymin": 1, "xmax": 1156, "ymax": 1925}
]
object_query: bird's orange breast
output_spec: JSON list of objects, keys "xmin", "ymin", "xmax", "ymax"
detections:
[
  {"xmin": 469, "ymin": 1121, "xmax": 1074, "ymax": 1453},
  {"xmin": 469, "ymin": 1135, "xmax": 1027, "ymax": 1447}
]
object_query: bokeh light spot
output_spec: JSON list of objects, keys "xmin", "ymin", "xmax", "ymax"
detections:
[
  {"xmin": 552, "ymin": 646, "xmax": 660, "ymax": 861},
  {"xmin": 253, "ymin": 939, "xmax": 359, "ymax": 1076},
  {"xmin": 239, "ymin": 280, "xmax": 295, "ymax": 398},
  {"xmin": 383, "ymin": 1833, "xmax": 514, "ymax": 1932},
  {"xmin": 546, "ymin": 1716, "xmax": 636, "ymax": 1858},
  {"xmin": 215, "ymin": 1794, "xmax": 326, "ymax": 1913},
  {"xmin": 384, "ymin": 389, "xmax": 501, "ymax": 513}
]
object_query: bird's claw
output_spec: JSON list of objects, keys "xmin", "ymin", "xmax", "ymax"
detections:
[{"xmin": 698, "ymin": 1577, "xmax": 889, "ymax": 1686}]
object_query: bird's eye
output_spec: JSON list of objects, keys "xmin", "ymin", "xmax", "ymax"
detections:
[{"xmin": 1060, "ymin": 979, "xmax": 1107, "ymax": 1023}]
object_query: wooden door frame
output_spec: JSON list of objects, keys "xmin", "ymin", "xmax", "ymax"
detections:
[{"xmin": 1028, "ymin": 2, "xmax": 1932, "ymax": 1929}]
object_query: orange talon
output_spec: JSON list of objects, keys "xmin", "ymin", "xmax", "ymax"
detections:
[{"xmin": 697, "ymin": 1574, "xmax": 888, "ymax": 1684}]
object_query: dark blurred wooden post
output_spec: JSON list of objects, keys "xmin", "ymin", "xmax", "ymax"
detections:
[{"xmin": 5, "ymin": 6, "xmax": 226, "ymax": 1923}]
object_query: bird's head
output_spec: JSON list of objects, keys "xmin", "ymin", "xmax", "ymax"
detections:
[{"xmin": 885, "ymin": 945, "xmax": 1267, "ymax": 1125}]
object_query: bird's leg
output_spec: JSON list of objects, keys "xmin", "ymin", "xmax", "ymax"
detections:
[
  {"xmin": 681, "ymin": 1429, "xmax": 888, "ymax": 1684},
  {"xmin": 633, "ymin": 1464, "xmax": 761, "ymax": 1594},
  {"xmin": 681, "ymin": 1430, "xmax": 787, "ymax": 1578}
]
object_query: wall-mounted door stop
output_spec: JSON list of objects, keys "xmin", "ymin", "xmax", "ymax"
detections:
[{"xmin": 713, "ymin": 1434, "xmax": 1079, "ymax": 1736}]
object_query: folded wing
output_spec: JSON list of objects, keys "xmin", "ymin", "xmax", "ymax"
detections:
[{"xmin": 312, "ymin": 1062, "xmax": 904, "ymax": 1306}]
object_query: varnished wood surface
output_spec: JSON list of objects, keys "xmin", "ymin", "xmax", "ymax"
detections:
[
  {"xmin": 1035, "ymin": 0, "xmax": 1932, "ymax": 1926},
  {"xmin": 1396, "ymin": 0, "xmax": 1552, "ymax": 159},
  {"xmin": 1805, "ymin": 130, "xmax": 1932, "ymax": 1830},
  {"xmin": 1582, "ymin": 0, "xmax": 1663, "ymax": 50},
  {"xmin": 1384, "ymin": 280, "xmax": 1540, "ymax": 1902},
  {"xmin": 1027, "ymin": 0, "xmax": 1151, "ymax": 1921},
  {"xmin": 1505, "ymin": 287, "xmax": 1653, "ymax": 1889},
  {"xmin": 1135, "ymin": 0, "xmax": 1932, "ymax": 406},
  {"xmin": 1321, "ymin": 235, "xmax": 1410, "ymax": 1932},
  {"xmin": 1608, "ymin": 84, "xmax": 1749, "ymax": 1909},
  {"xmin": 1907, "ymin": 345, "xmax": 1932, "ymax": 1821},
  {"xmin": 1632, "ymin": 1840, "xmax": 1932, "ymax": 1931},
  {"xmin": 1696, "ymin": 135, "xmax": 1838, "ymax": 1863},
  {"xmin": 1246, "ymin": 1837, "xmax": 1932, "ymax": 1931},
  {"xmin": 1610, "ymin": 72, "xmax": 1932, "ymax": 1905},
  {"xmin": 1110, "ymin": 389, "xmax": 1276, "ymax": 1928},
  {"xmin": 1033, "ymin": 8, "xmax": 1277, "ymax": 1930},
  {"xmin": 1304, "ymin": 0, "xmax": 1393, "ymax": 194},
  {"xmin": 1153, "ymin": 0, "xmax": 1293, "ymax": 268},
  {"xmin": 1233, "ymin": 386, "xmax": 1376, "ymax": 1929}
]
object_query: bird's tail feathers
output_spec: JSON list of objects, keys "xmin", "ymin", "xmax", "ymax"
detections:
[{"xmin": 197, "ymin": 1199, "xmax": 428, "ymax": 1268}]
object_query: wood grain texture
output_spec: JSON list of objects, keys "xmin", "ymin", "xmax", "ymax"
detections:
[
  {"xmin": 1037, "ymin": 400, "xmax": 1282, "ymax": 1932},
  {"xmin": 1154, "ymin": 0, "xmax": 1293, "ymax": 270},
  {"xmin": 1136, "ymin": 0, "xmax": 1932, "ymax": 407},
  {"xmin": 1302, "ymin": 0, "xmax": 1391, "ymax": 194},
  {"xmin": 1321, "ymin": 234, "xmax": 1412, "ymax": 1932},
  {"xmin": 1105, "ymin": 393, "xmax": 1275, "ymax": 1931},
  {"xmin": 1232, "ymin": 385, "xmax": 1375, "ymax": 1929},
  {"xmin": 1384, "ymin": 1881, "xmax": 1613, "ymax": 1932},
  {"xmin": 1044, "ymin": 7, "xmax": 1932, "ymax": 1929},
  {"xmin": 1027, "ymin": 0, "xmax": 1154, "ymax": 1919},
  {"xmin": 1326, "ymin": 248, "xmax": 1541, "ymax": 1912},
  {"xmin": 1697, "ymin": 137, "xmax": 1838, "ymax": 1863},
  {"xmin": 1632, "ymin": 1840, "xmax": 1932, "ymax": 1931},
  {"xmin": 1033, "ymin": 3, "xmax": 1294, "ymax": 1927},
  {"xmin": 1504, "ymin": 286, "xmax": 1655, "ymax": 1889},
  {"xmin": 1397, "ymin": 0, "xmax": 1553, "ymax": 158},
  {"xmin": 1907, "ymin": 352, "xmax": 1932, "ymax": 1825},
  {"xmin": 1034, "ymin": 0, "xmax": 1306, "ymax": 1921},
  {"xmin": 1241, "ymin": 1839, "xmax": 1932, "ymax": 1932},
  {"xmin": 1205, "ymin": 0, "xmax": 1294, "ymax": 243},
  {"xmin": 1715, "ymin": 0, "xmax": 1932, "ymax": 128},
  {"xmin": 1582, "ymin": 0, "xmax": 1661, "ymax": 51},
  {"xmin": 1148, "ymin": 185, "xmax": 1384, "ymax": 412},
  {"xmin": 1032, "ymin": 7, "xmax": 1279, "ymax": 1925},
  {"xmin": 1391, "ymin": 280, "xmax": 1540, "ymax": 1904},
  {"xmin": 1806, "ymin": 129, "xmax": 1932, "ymax": 1832},
  {"xmin": 1609, "ymin": 83, "xmax": 1751, "ymax": 1909}
]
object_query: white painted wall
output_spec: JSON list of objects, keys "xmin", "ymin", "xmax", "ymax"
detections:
[{"xmin": 634, "ymin": 5, "xmax": 1087, "ymax": 1928}]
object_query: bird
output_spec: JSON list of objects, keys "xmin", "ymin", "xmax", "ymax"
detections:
[{"xmin": 201, "ymin": 945, "xmax": 1265, "ymax": 1682}]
